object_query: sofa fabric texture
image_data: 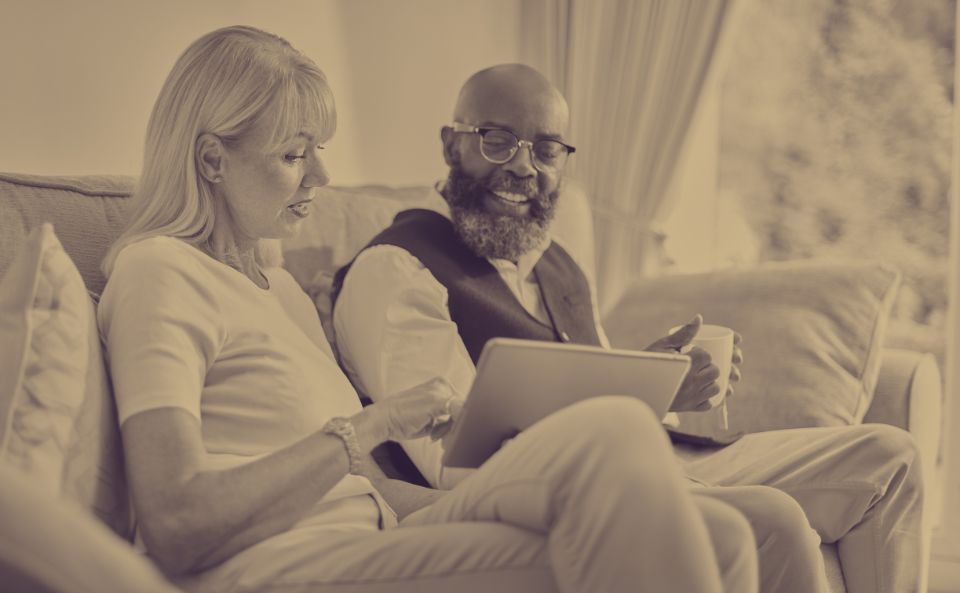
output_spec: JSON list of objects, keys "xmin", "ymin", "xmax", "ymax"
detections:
[{"xmin": 0, "ymin": 174, "xmax": 133, "ymax": 296}]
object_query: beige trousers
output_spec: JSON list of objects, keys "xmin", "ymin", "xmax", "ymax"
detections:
[
  {"xmin": 191, "ymin": 397, "xmax": 758, "ymax": 593},
  {"xmin": 693, "ymin": 485, "xmax": 829, "ymax": 593},
  {"xmin": 678, "ymin": 424, "xmax": 923, "ymax": 593}
]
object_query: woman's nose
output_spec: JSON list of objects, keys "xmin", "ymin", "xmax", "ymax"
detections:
[{"xmin": 303, "ymin": 152, "xmax": 330, "ymax": 188}]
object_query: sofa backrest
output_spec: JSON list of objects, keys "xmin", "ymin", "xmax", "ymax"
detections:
[
  {"xmin": 0, "ymin": 172, "xmax": 599, "ymax": 298},
  {"xmin": 0, "ymin": 171, "xmax": 598, "ymax": 536},
  {"xmin": 0, "ymin": 173, "xmax": 136, "ymax": 296}
]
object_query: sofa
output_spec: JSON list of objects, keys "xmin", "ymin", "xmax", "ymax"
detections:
[{"xmin": 0, "ymin": 171, "xmax": 944, "ymax": 593}]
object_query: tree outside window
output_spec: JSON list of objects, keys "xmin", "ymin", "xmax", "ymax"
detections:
[{"xmin": 718, "ymin": 0, "xmax": 955, "ymax": 369}]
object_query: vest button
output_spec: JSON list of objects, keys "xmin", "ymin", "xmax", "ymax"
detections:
[{"xmin": 560, "ymin": 331, "xmax": 571, "ymax": 342}]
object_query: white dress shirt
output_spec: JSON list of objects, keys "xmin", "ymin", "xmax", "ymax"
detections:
[{"xmin": 333, "ymin": 187, "xmax": 608, "ymax": 489}]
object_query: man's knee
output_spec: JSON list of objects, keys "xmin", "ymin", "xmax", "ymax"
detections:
[{"xmin": 855, "ymin": 424, "xmax": 923, "ymax": 492}]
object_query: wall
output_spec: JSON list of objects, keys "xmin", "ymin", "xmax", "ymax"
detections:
[{"xmin": 0, "ymin": 0, "xmax": 521, "ymax": 185}]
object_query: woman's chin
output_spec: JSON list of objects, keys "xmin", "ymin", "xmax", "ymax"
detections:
[{"xmin": 267, "ymin": 216, "xmax": 309, "ymax": 239}]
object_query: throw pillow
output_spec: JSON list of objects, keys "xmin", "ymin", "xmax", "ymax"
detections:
[
  {"xmin": 59, "ymin": 290, "xmax": 131, "ymax": 539},
  {"xmin": 0, "ymin": 223, "xmax": 131, "ymax": 538},
  {"xmin": 602, "ymin": 260, "xmax": 901, "ymax": 438},
  {"xmin": 0, "ymin": 223, "xmax": 89, "ymax": 492}
]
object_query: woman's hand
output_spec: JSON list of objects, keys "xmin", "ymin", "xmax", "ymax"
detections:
[{"xmin": 356, "ymin": 378, "xmax": 461, "ymax": 445}]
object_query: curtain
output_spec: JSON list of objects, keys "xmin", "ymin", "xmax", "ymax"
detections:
[{"xmin": 521, "ymin": 0, "xmax": 742, "ymax": 312}]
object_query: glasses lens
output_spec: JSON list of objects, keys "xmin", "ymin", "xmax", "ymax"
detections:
[
  {"xmin": 479, "ymin": 130, "xmax": 518, "ymax": 163},
  {"xmin": 532, "ymin": 140, "xmax": 570, "ymax": 171}
]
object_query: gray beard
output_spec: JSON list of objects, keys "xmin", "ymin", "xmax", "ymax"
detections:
[
  {"xmin": 443, "ymin": 163, "xmax": 558, "ymax": 261},
  {"xmin": 450, "ymin": 207, "xmax": 549, "ymax": 262}
]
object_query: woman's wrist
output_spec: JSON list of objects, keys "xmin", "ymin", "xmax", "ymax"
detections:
[
  {"xmin": 322, "ymin": 417, "xmax": 364, "ymax": 475},
  {"xmin": 349, "ymin": 408, "xmax": 388, "ymax": 452}
]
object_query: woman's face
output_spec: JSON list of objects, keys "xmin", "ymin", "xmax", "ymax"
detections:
[{"xmin": 216, "ymin": 115, "xmax": 330, "ymax": 245}]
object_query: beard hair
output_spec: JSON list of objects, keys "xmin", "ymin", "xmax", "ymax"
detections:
[{"xmin": 443, "ymin": 162, "xmax": 560, "ymax": 262}]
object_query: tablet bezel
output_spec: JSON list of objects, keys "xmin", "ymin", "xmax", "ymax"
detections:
[{"xmin": 441, "ymin": 337, "xmax": 691, "ymax": 468}]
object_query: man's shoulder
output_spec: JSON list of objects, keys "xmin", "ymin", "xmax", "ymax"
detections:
[
  {"xmin": 379, "ymin": 208, "xmax": 453, "ymax": 236},
  {"xmin": 366, "ymin": 208, "xmax": 466, "ymax": 258},
  {"xmin": 351, "ymin": 244, "xmax": 429, "ymax": 275}
]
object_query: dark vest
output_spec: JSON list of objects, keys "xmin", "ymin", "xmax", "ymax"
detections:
[
  {"xmin": 333, "ymin": 209, "xmax": 602, "ymax": 486},
  {"xmin": 334, "ymin": 209, "xmax": 602, "ymax": 363}
]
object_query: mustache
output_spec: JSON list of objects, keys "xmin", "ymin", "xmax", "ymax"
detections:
[
  {"xmin": 486, "ymin": 172, "xmax": 540, "ymax": 199},
  {"xmin": 443, "ymin": 160, "xmax": 561, "ymax": 225}
]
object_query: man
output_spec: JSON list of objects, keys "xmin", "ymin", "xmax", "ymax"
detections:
[{"xmin": 334, "ymin": 64, "xmax": 922, "ymax": 593}]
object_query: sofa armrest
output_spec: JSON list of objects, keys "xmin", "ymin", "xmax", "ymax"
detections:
[
  {"xmin": 863, "ymin": 347, "xmax": 943, "ymax": 525},
  {"xmin": 0, "ymin": 462, "xmax": 181, "ymax": 593}
]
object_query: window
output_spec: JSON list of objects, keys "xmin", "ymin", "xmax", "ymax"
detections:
[
  {"xmin": 716, "ymin": 0, "xmax": 955, "ymax": 371},
  {"xmin": 664, "ymin": 0, "xmax": 960, "ymax": 578}
]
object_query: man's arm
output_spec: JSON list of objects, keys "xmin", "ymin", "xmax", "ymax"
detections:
[{"xmin": 334, "ymin": 245, "xmax": 475, "ymax": 490}]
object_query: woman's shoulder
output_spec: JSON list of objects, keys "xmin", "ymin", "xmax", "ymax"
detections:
[
  {"xmin": 106, "ymin": 236, "xmax": 215, "ymax": 299},
  {"xmin": 112, "ymin": 236, "xmax": 206, "ymax": 275},
  {"xmin": 115, "ymin": 235, "xmax": 195, "ymax": 261},
  {"xmin": 264, "ymin": 265, "xmax": 307, "ymax": 297}
]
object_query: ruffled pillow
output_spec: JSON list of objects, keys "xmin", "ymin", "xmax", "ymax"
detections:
[{"xmin": 0, "ymin": 223, "xmax": 90, "ymax": 490}]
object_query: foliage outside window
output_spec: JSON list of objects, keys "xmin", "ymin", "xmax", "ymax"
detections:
[{"xmin": 719, "ymin": 0, "xmax": 956, "ymax": 368}]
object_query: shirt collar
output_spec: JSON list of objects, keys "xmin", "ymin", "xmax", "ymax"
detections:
[{"xmin": 431, "ymin": 182, "xmax": 552, "ymax": 279}]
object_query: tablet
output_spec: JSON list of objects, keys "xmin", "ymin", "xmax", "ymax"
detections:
[{"xmin": 441, "ymin": 337, "xmax": 691, "ymax": 468}]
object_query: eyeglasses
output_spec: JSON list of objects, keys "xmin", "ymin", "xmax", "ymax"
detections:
[{"xmin": 450, "ymin": 122, "xmax": 575, "ymax": 173}]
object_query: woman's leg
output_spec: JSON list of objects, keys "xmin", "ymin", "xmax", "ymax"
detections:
[
  {"xmin": 186, "ymin": 518, "xmax": 559, "ymax": 593},
  {"xmin": 691, "ymin": 495, "xmax": 761, "ymax": 593},
  {"xmin": 189, "ymin": 397, "xmax": 755, "ymax": 593},
  {"xmin": 679, "ymin": 424, "xmax": 923, "ymax": 593},
  {"xmin": 404, "ymin": 396, "xmax": 756, "ymax": 593},
  {"xmin": 694, "ymin": 486, "xmax": 828, "ymax": 593}
]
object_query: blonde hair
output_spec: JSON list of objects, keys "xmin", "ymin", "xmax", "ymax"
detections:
[{"xmin": 102, "ymin": 25, "xmax": 335, "ymax": 276}]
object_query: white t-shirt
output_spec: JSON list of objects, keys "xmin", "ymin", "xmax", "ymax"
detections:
[{"xmin": 98, "ymin": 236, "xmax": 382, "ymax": 528}]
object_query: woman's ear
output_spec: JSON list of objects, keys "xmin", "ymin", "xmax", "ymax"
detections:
[{"xmin": 196, "ymin": 133, "xmax": 225, "ymax": 183}]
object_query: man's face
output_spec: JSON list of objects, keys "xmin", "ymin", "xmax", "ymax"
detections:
[
  {"xmin": 444, "ymin": 103, "xmax": 566, "ymax": 262},
  {"xmin": 443, "ymin": 151, "xmax": 561, "ymax": 262},
  {"xmin": 442, "ymin": 67, "xmax": 571, "ymax": 262}
]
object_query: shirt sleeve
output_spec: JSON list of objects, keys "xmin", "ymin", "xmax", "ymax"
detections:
[
  {"xmin": 333, "ymin": 245, "xmax": 474, "ymax": 489},
  {"xmin": 97, "ymin": 239, "xmax": 224, "ymax": 426}
]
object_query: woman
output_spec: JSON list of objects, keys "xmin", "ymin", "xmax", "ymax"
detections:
[{"xmin": 98, "ymin": 25, "xmax": 757, "ymax": 593}]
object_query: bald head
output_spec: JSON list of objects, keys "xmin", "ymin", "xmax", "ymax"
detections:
[{"xmin": 453, "ymin": 64, "xmax": 569, "ymax": 138}]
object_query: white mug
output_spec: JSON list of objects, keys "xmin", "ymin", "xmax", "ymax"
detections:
[{"xmin": 671, "ymin": 323, "xmax": 734, "ymax": 429}]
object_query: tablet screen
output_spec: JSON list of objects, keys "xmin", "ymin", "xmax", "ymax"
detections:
[{"xmin": 442, "ymin": 338, "xmax": 691, "ymax": 468}]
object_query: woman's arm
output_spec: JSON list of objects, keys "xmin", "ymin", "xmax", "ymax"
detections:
[
  {"xmin": 124, "ymin": 382, "xmax": 452, "ymax": 576},
  {"xmin": 122, "ymin": 407, "xmax": 386, "ymax": 576}
]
